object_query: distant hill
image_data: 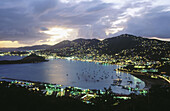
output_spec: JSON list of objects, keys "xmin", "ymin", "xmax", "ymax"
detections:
[
  {"xmin": 48, "ymin": 34, "xmax": 144, "ymax": 55},
  {"xmin": 1, "ymin": 34, "xmax": 169, "ymax": 60},
  {"xmin": 49, "ymin": 40, "xmax": 72, "ymax": 49},
  {"xmin": 0, "ymin": 44, "xmax": 51, "ymax": 51},
  {"xmin": 48, "ymin": 38, "xmax": 100, "ymax": 56},
  {"xmin": 17, "ymin": 44, "xmax": 51, "ymax": 50},
  {"xmin": 49, "ymin": 38, "xmax": 100, "ymax": 50}
]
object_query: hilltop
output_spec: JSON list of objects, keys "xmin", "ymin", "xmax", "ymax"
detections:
[
  {"xmin": 1, "ymin": 34, "xmax": 169, "ymax": 61},
  {"xmin": 42, "ymin": 34, "xmax": 170, "ymax": 61}
]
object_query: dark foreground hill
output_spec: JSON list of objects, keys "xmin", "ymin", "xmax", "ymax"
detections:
[
  {"xmin": 0, "ymin": 81, "xmax": 93, "ymax": 111},
  {"xmin": 0, "ymin": 81, "xmax": 169, "ymax": 111}
]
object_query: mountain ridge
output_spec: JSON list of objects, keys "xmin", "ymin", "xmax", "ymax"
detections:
[
  {"xmin": 0, "ymin": 44, "xmax": 51, "ymax": 51},
  {"xmin": 1, "ymin": 34, "xmax": 169, "ymax": 61},
  {"xmin": 44, "ymin": 34, "xmax": 170, "ymax": 60}
]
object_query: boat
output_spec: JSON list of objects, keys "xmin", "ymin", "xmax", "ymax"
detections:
[{"xmin": 111, "ymin": 79, "xmax": 122, "ymax": 85}]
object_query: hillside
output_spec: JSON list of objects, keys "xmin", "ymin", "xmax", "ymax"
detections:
[
  {"xmin": 47, "ymin": 38, "xmax": 100, "ymax": 57},
  {"xmin": 50, "ymin": 38, "xmax": 100, "ymax": 49},
  {"xmin": 44, "ymin": 34, "xmax": 170, "ymax": 60},
  {"xmin": 117, "ymin": 36, "xmax": 170, "ymax": 60},
  {"xmin": 97, "ymin": 34, "xmax": 142, "ymax": 54}
]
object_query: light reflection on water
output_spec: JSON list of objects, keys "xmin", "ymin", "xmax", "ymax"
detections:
[{"xmin": 0, "ymin": 56, "xmax": 145, "ymax": 94}]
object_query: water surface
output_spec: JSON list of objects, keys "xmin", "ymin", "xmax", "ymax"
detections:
[{"xmin": 0, "ymin": 56, "xmax": 145, "ymax": 94}]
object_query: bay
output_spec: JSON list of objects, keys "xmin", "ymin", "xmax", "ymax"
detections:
[{"xmin": 0, "ymin": 56, "xmax": 145, "ymax": 94}]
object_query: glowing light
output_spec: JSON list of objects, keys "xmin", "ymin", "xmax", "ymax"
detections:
[
  {"xmin": 124, "ymin": 7, "xmax": 144, "ymax": 17},
  {"xmin": 0, "ymin": 41, "xmax": 26, "ymax": 48},
  {"xmin": 98, "ymin": 39, "xmax": 104, "ymax": 41},
  {"xmin": 40, "ymin": 27, "xmax": 77, "ymax": 45},
  {"xmin": 101, "ymin": 0, "xmax": 131, "ymax": 9},
  {"xmin": 111, "ymin": 18, "xmax": 128, "ymax": 27},
  {"xmin": 147, "ymin": 37, "xmax": 170, "ymax": 41},
  {"xmin": 41, "ymin": 28, "xmax": 73, "ymax": 39},
  {"xmin": 105, "ymin": 27, "xmax": 124, "ymax": 35},
  {"xmin": 104, "ymin": 17, "xmax": 127, "ymax": 36}
]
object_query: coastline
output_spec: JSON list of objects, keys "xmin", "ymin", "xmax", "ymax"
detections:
[
  {"xmin": 118, "ymin": 70, "xmax": 169, "ymax": 90},
  {"xmin": 1, "ymin": 55, "xmax": 168, "ymax": 91},
  {"xmin": 64, "ymin": 58, "xmax": 159, "ymax": 89},
  {"xmin": 38, "ymin": 57, "xmax": 164, "ymax": 90}
]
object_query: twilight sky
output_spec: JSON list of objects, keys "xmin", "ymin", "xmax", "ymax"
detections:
[{"xmin": 0, "ymin": 0, "xmax": 170, "ymax": 47}]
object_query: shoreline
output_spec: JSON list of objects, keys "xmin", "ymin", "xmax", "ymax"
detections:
[
  {"xmin": 1, "ymin": 55, "xmax": 168, "ymax": 92},
  {"xmin": 1, "ymin": 77, "xmax": 147, "ymax": 96},
  {"xmin": 118, "ymin": 70, "xmax": 169, "ymax": 90},
  {"xmin": 61, "ymin": 58, "xmax": 162, "ymax": 89}
]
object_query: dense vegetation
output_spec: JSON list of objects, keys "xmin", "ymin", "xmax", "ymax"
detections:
[
  {"xmin": 0, "ymin": 82, "xmax": 94, "ymax": 111},
  {"xmin": 158, "ymin": 63, "xmax": 170, "ymax": 76},
  {"xmin": 0, "ymin": 81, "xmax": 169, "ymax": 111},
  {"xmin": 117, "ymin": 85, "xmax": 170, "ymax": 111}
]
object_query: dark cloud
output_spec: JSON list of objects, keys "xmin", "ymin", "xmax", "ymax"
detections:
[
  {"xmin": 40, "ymin": 27, "xmax": 49, "ymax": 31},
  {"xmin": 86, "ymin": 3, "xmax": 112, "ymax": 12},
  {"xmin": 0, "ymin": 6, "xmax": 49, "ymax": 44},
  {"xmin": 0, "ymin": 0, "xmax": 170, "ymax": 46},
  {"xmin": 121, "ymin": 7, "xmax": 170, "ymax": 38},
  {"xmin": 31, "ymin": 0, "xmax": 58, "ymax": 15},
  {"xmin": 78, "ymin": 24, "xmax": 106, "ymax": 39}
]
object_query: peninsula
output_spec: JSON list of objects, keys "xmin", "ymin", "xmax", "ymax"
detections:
[{"xmin": 0, "ymin": 54, "xmax": 48, "ymax": 64}]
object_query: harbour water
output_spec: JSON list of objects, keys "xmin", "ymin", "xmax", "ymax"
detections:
[{"xmin": 0, "ymin": 56, "xmax": 145, "ymax": 94}]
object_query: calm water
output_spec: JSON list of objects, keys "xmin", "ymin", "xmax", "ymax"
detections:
[
  {"xmin": 0, "ymin": 56, "xmax": 145, "ymax": 94},
  {"xmin": 0, "ymin": 55, "xmax": 24, "ymax": 60}
]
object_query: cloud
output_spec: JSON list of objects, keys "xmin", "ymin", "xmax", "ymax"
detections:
[
  {"xmin": 119, "ymin": 6, "xmax": 170, "ymax": 38},
  {"xmin": 40, "ymin": 27, "xmax": 49, "ymax": 31},
  {"xmin": 86, "ymin": 3, "xmax": 112, "ymax": 12},
  {"xmin": 0, "ymin": 0, "xmax": 170, "ymax": 47},
  {"xmin": 30, "ymin": 0, "xmax": 58, "ymax": 15}
]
